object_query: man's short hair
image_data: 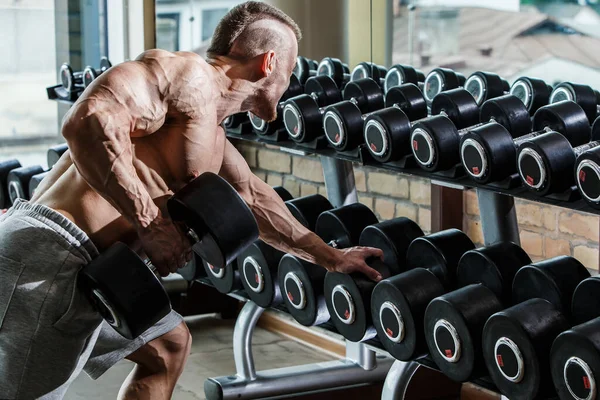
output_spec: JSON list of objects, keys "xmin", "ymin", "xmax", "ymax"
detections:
[{"xmin": 206, "ymin": 1, "xmax": 302, "ymax": 60}]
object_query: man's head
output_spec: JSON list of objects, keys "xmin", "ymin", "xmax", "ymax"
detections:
[{"xmin": 207, "ymin": 1, "xmax": 301, "ymax": 121}]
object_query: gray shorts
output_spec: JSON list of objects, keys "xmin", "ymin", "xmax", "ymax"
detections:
[{"xmin": 0, "ymin": 199, "xmax": 183, "ymax": 399}]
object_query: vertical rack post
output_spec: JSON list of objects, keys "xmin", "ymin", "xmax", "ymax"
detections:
[{"xmin": 476, "ymin": 189, "xmax": 521, "ymax": 245}]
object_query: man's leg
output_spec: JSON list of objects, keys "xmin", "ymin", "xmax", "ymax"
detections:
[{"xmin": 118, "ymin": 322, "xmax": 192, "ymax": 400}]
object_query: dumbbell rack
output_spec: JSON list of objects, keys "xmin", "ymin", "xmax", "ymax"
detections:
[{"xmin": 212, "ymin": 129, "xmax": 575, "ymax": 399}]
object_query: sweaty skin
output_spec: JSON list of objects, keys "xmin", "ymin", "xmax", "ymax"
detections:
[{"xmin": 32, "ymin": 26, "xmax": 383, "ymax": 281}]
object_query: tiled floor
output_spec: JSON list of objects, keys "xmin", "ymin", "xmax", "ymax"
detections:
[{"xmin": 65, "ymin": 314, "xmax": 336, "ymax": 399}]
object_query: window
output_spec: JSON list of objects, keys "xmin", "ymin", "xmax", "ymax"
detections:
[
  {"xmin": 202, "ymin": 8, "xmax": 229, "ymax": 41},
  {"xmin": 157, "ymin": 13, "xmax": 181, "ymax": 51},
  {"xmin": 389, "ymin": 1, "xmax": 600, "ymax": 88}
]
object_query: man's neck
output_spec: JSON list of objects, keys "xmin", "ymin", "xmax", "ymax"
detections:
[{"xmin": 209, "ymin": 57, "xmax": 257, "ymax": 123}]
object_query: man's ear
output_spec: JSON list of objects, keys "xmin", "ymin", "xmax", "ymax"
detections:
[{"xmin": 260, "ymin": 51, "xmax": 276, "ymax": 77}]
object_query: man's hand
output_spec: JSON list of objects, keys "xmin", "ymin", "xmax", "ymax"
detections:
[
  {"xmin": 328, "ymin": 246, "xmax": 385, "ymax": 282},
  {"xmin": 137, "ymin": 215, "xmax": 192, "ymax": 277}
]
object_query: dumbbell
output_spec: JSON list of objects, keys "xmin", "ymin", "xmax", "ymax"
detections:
[
  {"xmin": 28, "ymin": 171, "xmax": 50, "ymax": 199},
  {"xmin": 550, "ymin": 82, "xmax": 600, "ymax": 126},
  {"xmin": 365, "ymin": 87, "xmax": 477, "ymax": 164},
  {"xmin": 176, "ymin": 252, "xmax": 207, "ymax": 282},
  {"xmin": 423, "ymin": 67, "xmax": 467, "ymax": 106},
  {"xmin": 60, "ymin": 63, "xmax": 84, "ymax": 93},
  {"xmin": 509, "ymin": 77, "xmax": 553, "ymax": 115},
  {"xmin": 83, "ymin": 57, "xmax": 112, "ymax": 88},
  {"xmin": 324, "ymin": 217, "xmax": 424, "ymax": 342},
  {"xmin": 328, "ymin": 82, "xmax": 429, "ymax": 157},
  {"xmin": 206, "ymin": 186, "xmax": 292, "ymax": 293},
  {"xmin": 303, "ymin": 203, "xmax": 380, "ymax": 332},
  {"xmin": 463, "ymin": 71, "xmax": 510, "ymax": 107},
  {"xmin": 293, "ymin": 56, "xmax": 318, "ymax": 84},
  {"xmin": 47, "ymin": 143, "xmax": 68, "ymax": 169},
  {"xmin": 370, "ymin": 229, "xmax": 474, "ymax": 360},
  {"xmin": 0, "ymin": 159, "xmax": 21, "ymax": 208},
  {"xmin": 80, "ymin": 172, "xmax": 259, "ymax": 339},
  {"xmin": 321, "ymin": 78, "xmax": 385, "ymax": 151},
  {"xmin": 350, "ymin": 62, "xmax": 388, "ymax": 86},
  {"xmin": 482, "ymin": 256, "xmax": 591, "ymax": 400},
  {"xmin": 551, "ymin": 276, "xmax": 600, "ymax": 400},
  {"xmin": 460, "ymin": 101, "xmax": 590, "ymax": 184},
  {"xmin": 516, "ymin": 115, "xmax": 599, "ymax": 196},
  {"xmin": 277, "ymin": 194, "xmax": 335, "ymax": 326},
  {"xmin": 248, "ymin": 74, "xmax": 303, "ymax": 136},
  {"xmin": 574, "ymin": 123, "xmax": 600, "ymax": 209},
  {"xmin": 223, "ymin": 113, "xmax": 252, "ymax": 134},
  {"xmin": 316, "ymin": 57, "xmax": 351, "ymax": 88},
  {"xmin": 383, "ymin": 64, "xmax": 425, "ymax": 94},
  {"xmin": 7, "ymin": 165, "xmax": 45, "ymax": 202},
  {"xmin": 422, "ymin": 242, "xmax": 531, "ymax": 382},
  {"xmin": 410, "ymin": 94, "xmax": 531, "ymax": 172},
  {"xmin": 282, "ymin": 75, "xmax": 342, "ymax": 143}
]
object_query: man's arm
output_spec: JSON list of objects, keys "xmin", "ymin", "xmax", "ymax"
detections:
[
  {"xmin": 219, "ymin": 137, "xmax": 383, "ymax": 280},
  {"xmin": 62, "ymin": 59, "xmax": 190, "ymax": 274}
]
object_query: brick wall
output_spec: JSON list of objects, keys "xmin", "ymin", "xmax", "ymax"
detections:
[{"xmin": 236, "ymin": 140, "xmax": 600, "ymax": 271}]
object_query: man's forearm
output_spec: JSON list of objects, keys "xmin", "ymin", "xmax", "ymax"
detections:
[
  {"xmin": 246, "ymin": 179, "xmax": 340, "ymax": 269},
  {"xmin": 63, "ymin": 116, "xmax": 159, "ymax": 229}
]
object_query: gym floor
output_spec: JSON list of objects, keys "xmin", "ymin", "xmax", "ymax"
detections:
[{"xmin": 64, "ymin": 314, "xmax": 336, "ymax": 399}]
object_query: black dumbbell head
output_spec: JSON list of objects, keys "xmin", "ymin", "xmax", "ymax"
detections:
[
  {"xmin": 204, "ymin": 259, "xmax": 243, "ymax": 294},
  {"xmin": 384, "ymin": 83, "xmax": 427, "ymax": 121},
  {"xmin": 464, "ymin": 71, "xmax": 508, "ymax": 106},
  {"xmin": 510, "ymin": 77, "xmax": 552, "ymax": 115},
  {"xmin": 371, "ymin": 268, "xmax": 445, "ymax": 360},
  {"xmin": 456, "ymin": 242, "xmax": 531, "ymax": 306},
  {"xmin": 351, "ymin": 62, "xmax": 387, "ymax": 83},
  {"xmin": 317, "ymin": 57, "xmax": 348, "ymax": 88},
  {"xmin": 7, "ymin": 165, "xmax": 45, "ymax": 202},
  {"xmin": 384, "ymin": 64, "xmax": 424, "ymax": 93},
  {"xmin": 512, "ymin": 256, "xmax": 590, "ymax": 317},
  {"xmin": 167, "ymin": 172, "xmax": 259, "ymax": 269},
  {"xmin": 0, "ymin": 159, "xmax": 21, "ymax": 208},
  {"xmin": 286, "ymin": 194, "xmax": 333, "ymax": 232},
  {"xmin": 304, "ymin": 75, "xmax": 342, "ymax": 105},
  {"xmin": 424, "ymin": 284, "xmax": 503, "ymax": 382},
  {"xmin": 480, "ymin": 95, "xmax": 532, "ymax": 137},
  {"xmin": 406, "ymin": 228, "xmax": 475, "ymax": 290},
  {"xmin": 100, "ymin": 56, "xmax": 112, "ymax": 72},
  {"xmin": 424, "ymin": 68, "xmax": 463, "ymax": 104},
  {"xmin": 551, "ymin": 320, "xmax": 600, "ymax": 400},
  {"xmin": 533, "ymin": 101, "xmax": 591, "ymax": 147},
  {"xmin": 576, "ymin": 145, "xmax": 600, "ymax": 208},
  {"xmin": 48, "ymin": 143, "xmax": 68, "ymax": 169},
  {"xmin": 79, "ymin": 242, "xmax": 172, "ymax": 339},
  {"xmin": 571, "ymin": 276, "xmax": 600, "ymax": 325},
  {"xmin": 223, "ymin": 113, "xmax": 249, "ymax": 129},
  {"xmin": 431, "ymin": 88, "xmax": 480, "ymax": 129},
  {"xmin": 238, "ymin": 240, "xmax": 284, "ymax": 307},
  {"xmin": 342, "ymin": 78, "xmax": 384, "ymax": 112},
  {"xmin": 364, "ymin": 107, "xmax": 412, "ymax": 163},
  {"xmin": 278, "ymin": 254, "xmax": 329, "ymax": 326},
  {"xmin": 550, "ymin": 82, "xmax": 599, "ymax": 124},
  {"xmin": 483, "ymin": 298, "xmax": 570, "ymax": 400},
  {"xmin": 294, "ymin": 56, "xmax": 316, "ymax": 84},
  {"xmin": 28, "ymin": 171, "xmax": 49, "ymax": 199},
  {"xmin": 60, "ymin": 63, "xmax": 82, "ymax": 92},
  {"xmin": 315, "ymin": 203, "xmax": 378, "ymax": 249}
]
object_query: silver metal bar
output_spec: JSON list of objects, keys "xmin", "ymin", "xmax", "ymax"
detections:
[
  {"xmin": 380, "ymin": 360, "xmax": 421, "ymax": 400},
  {"xmin": 476, "ymin": 189, "xmax": 521, "ymax": 246},
  {"xmin": 320, "ymin": 156, "xmax": 358, "ymax": 207},
  {"xmin": 346, "ymin": 341, "xmax": 377, "ymax": 370},
  {"xmin": 204, "ymin": 355, "xmax": 395, "ymax": 400},
  {"xmin": 233, "ymin": 301, "xmax": 265, "ymax": 381}
]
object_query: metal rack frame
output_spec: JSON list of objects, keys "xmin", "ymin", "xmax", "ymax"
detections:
[{"xmin": 205, "ymin": 146, "xmax": 528, "ymax": 399}]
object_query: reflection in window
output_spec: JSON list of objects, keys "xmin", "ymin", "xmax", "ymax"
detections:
[
  {"xmin": 157, "ymin": 13, "xmax": 181, "ymax": 52},
  {"xmin": 392, "ymin": 1, "xmax": 600, "ymax": 89},
  {"xmin": 202, "ymin": 8, "xmax": 228, "ymax": 42}
]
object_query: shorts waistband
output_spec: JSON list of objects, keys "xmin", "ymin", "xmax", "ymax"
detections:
[{"xmin": 8, "ymin": 199, "xmax": 99, "ymax": 262}]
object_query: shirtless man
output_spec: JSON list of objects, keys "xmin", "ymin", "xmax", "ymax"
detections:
[{"xmin": 0, "ymin": 2, "xmax": 384, "ymax": 399}]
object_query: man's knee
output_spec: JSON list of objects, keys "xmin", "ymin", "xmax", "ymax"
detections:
[{"xmin": 128, "ymin": 322, "xmax": 192, "ymax": 375}]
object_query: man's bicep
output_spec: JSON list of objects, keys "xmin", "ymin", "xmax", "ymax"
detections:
[{"xmin": 219, "ymin": 139, "xmax": 256, "ymax": 189}]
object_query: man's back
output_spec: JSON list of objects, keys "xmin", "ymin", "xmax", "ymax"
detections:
[{"xmin": 33, "ymin": 50, "xmax": 227, "ymax": 250}]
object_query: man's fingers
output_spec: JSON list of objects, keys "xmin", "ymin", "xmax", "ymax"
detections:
[
  {"xmin": 360, "ymin": 263, "xmax": 382, "ymax": 282},
  {"xmin": 363, "ymin": 246, "xmax": 384, "ymax": 260}
]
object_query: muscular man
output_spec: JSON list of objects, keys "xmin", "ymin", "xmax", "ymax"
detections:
[{"xmin": 0, "ymin": 2, "xmax": 383, "ymax": 399}]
